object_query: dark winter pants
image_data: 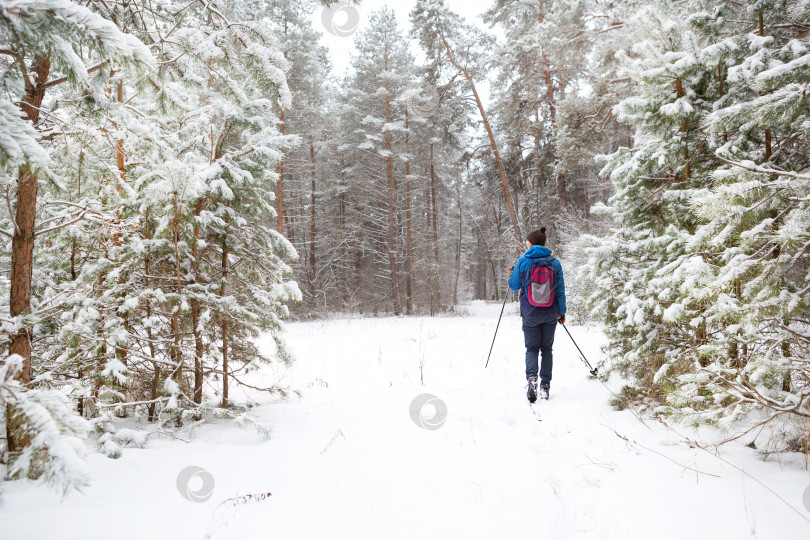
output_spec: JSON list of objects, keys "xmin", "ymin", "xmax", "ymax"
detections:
[{"xmin": 523, "ymin": 322, "xmax": 556, "ymax": 386}]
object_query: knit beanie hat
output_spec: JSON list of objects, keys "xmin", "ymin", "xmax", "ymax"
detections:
[{"xmin": 526, "ymin": 227, "xmax": 547, "ymax": 246}]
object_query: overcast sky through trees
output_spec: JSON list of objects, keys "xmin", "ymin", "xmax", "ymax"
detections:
[{"xmin": 311, "ymin": 0, "xmax": 494, "ymax": 76}]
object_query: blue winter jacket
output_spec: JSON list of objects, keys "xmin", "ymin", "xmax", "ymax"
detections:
[{"xmin": 508, "ymin": 245, "xmax": 566, "ymax": 325}]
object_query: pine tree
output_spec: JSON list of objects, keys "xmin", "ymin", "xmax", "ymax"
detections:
[
  {"xmin": 583, "ymin": 3, "xmax": 722, "ymax": 395},
  {"xmin": 412, "ymin": 0, "xmax": 522, "ymax": 248},
  {"xmin": 484, "ymin": 0, "xmax": 628, "ymax": 235},
  {"xmin": 56, "ymin": 0, "xmax": 298, "ymax": 416},
  {"xmin": 343, "ymin": 8, "xmax": 415, "ymax": 315},
  {"xmin": 671, "ymin": 0, "xmax": 810, "ymax": 435},
  {"xmin": 253, "ymin": 0, "xmax": 335, "ymax": 311},
  {"xmin": 2, "ymin": 1, "xmax": 299, "ymax": 492},
  {"xmin": 0, "ymin": 0, "xmax": 152, "ymax": 490},
  {"xmin": 584, "ymin": 0, "xmax": 810, "ymax": 446}
]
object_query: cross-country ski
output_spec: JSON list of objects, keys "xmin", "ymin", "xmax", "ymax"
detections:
[{"xmin": 528, "ymin": 401, "xmax": 543, "ymax": 421}]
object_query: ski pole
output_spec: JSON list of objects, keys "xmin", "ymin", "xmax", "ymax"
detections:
[
  {"xmin": 560, "ymin": 322, "xmax": 599, "ymax": 377},
  {"xmin": 485, "ymin": 291, "xmax": 509, "ymax": 368}
]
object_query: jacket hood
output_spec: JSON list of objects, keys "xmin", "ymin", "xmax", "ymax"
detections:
[{"xmin": 525, "ymin": 245, "xmax": 552, "ymax": 258}]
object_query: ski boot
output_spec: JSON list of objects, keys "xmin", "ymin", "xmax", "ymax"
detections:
[{"xmin": 527, "ymin": 375, "xmax": 538, "ymax": 403}]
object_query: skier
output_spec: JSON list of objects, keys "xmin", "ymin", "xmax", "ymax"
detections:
[{"xmin": 508, "ymin": 227, "xmax": 566, "ymax": 402}]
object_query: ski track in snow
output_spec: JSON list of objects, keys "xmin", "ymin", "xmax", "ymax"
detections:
[{"xmin": 1, "ymin": 301, "xmax": 809, "ymax": 539}]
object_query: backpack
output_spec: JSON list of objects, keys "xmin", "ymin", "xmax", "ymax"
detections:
[{"xmin": 526, "ymin": 258, "xmax": 555, "ymax": 307}]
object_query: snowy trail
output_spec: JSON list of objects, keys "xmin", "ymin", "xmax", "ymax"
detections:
[{"xmin": 2, "ymin": 301, "xmax": 809, "ymax": 539}]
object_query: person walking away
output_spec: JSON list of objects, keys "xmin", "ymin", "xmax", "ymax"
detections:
[{"xmin": 508, "ymin": 227, "xmax": 566, "ymax": 402}]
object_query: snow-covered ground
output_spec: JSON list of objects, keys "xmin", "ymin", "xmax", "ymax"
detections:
[{"xmin": 2, "ymin": 301, "xmax": 809, "ymax": 539}]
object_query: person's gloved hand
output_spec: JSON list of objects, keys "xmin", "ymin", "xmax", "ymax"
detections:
[{"xmin": 558, "ymin": 314, "xmax": 566, "ymax": 324}]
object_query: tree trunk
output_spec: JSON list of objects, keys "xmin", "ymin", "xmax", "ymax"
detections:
[
  {"xmin": 9, "ymin": 56, "xmax": 50, "ymax": 376},
  {"xmin": 220, "ymin": 234, "xmax": 230, "ymax": 407},
  {"xmin": 477, "ymin": 236, "xmax": 487, "ymax": 300},
  {"xmin": 757, "ymin": 12, "xmax": 772, "ymax": 159},
  {"xmin": 113, "ymin": 78, "xmax": 129, "ymax": 372},
  {"xmin": 469, "ymin": 212, "xmax": 500, "ymax": 301},
  {"xmin": 425, "ymin": 163, "xmax": 432, "ymax": 231},
  {"xmin": 556, "ymin": 170, "xmax": 567, "ymax": 210},
  {"xmin": 533, "ymin": 108, "xmax": 542, "ymax": 224},
  {"xmin": 674, "ymin": 77, "xmax": 691, "ymax": 181},
  {"xmin": 538, "ymin": 2, "xmax": 566, "ymax": 213},
  {"xmin": 144, "ymin": 210, "xmax": 161, "ymax": 421},
  {"xmin": 339, "ymin": 156, "xmax": 349, "ymax": 306},
  {"xmin": 6, "ymin": 56, "xmax": 51, "ymax": 453},
  {"xmin": 438, "ymin": 34, "xmax": 522, "ymax": 247},
  {"xmin": 453, "ymin": 180, "xmax": 462, "ymax": 305},
  {"xmin": 191, "ymin": 199, "xmax": 204, "ymax": 405},
  {"xmin": 352, "ymin": 198, "xmax": 363, "ymax": 305},
  {"xmin": 430, "ymin": 143, "xmax": 440, "ymax": 262},
  {"xmin": 9, "ymin": 167, "xmax": 38, "ymax": 372},
  {"xmin": 542, "ymin": 51, "xmax": 567, "ymax": 211},
  {"xmin": 405, "ymin": 109, "xmax": 414, "ymax": 315},
  {"xmin": 384, "ymin": 74, "xmax": 402, "ymax": 315},
  {"xmin": 541, "ymin": 52, "xmax": 556, "ymax": 128},
  {"xmin": 170, "ymin": 195, "xmax": 184, "ymax": 388},
  {"xmin": 309, "ymin": 136, "xmax": 317, "ymax": 299},
  {"xmin": 277, "ymin": 109, "xmax": 285, "ymax": 234}
]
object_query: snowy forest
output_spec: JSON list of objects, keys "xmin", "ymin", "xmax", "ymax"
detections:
[{"xmin": 1, "ymin": 0, "xmax": 809, "ymax": 529}]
